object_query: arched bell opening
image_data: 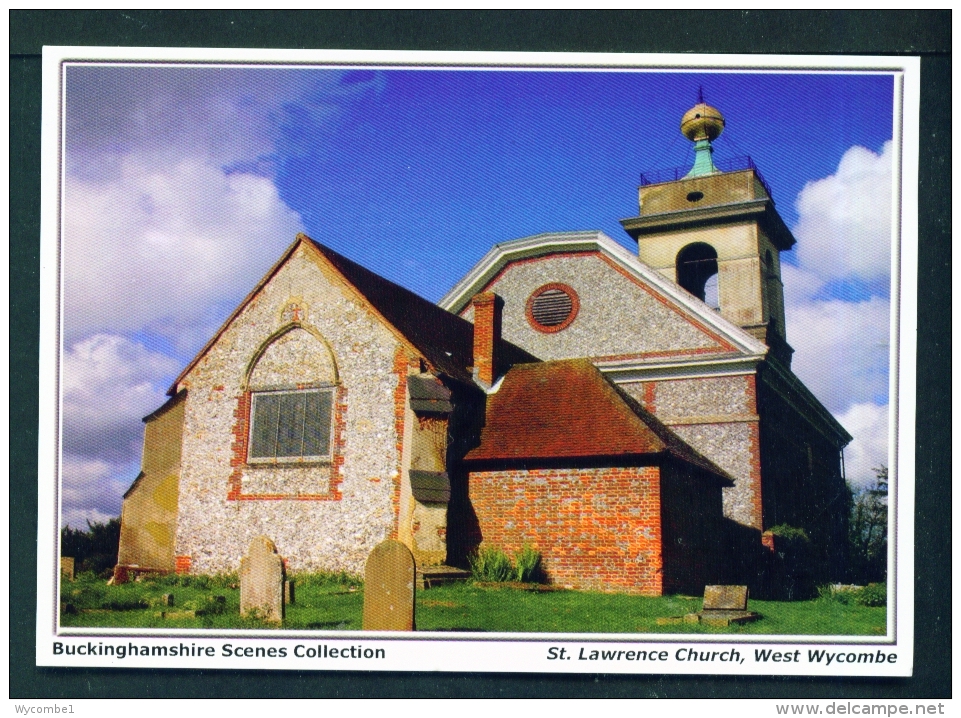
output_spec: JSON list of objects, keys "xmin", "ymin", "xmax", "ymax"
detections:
[{"xmin": 676, "ymin": 242, "xmax": 720, "ymax": 309}]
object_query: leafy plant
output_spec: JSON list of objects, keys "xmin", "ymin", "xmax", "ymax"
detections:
[
  {"xmin": 767, "ymin": 524, "xmax": 810, "ymax": 542},
  {"xmin": 60, "ymin": 518, "xmax": 121, "ymax": 576},
  {"xmin": 513, "ymin": 545, "xmax": 542, "ymax": 583},
  {"xmin": 849, "ymin": 466, "xmax": 888, "ymax": 584},
  {"xmin": 817, "ymin": 584, "xmax": 857, "ymax": 605},
  {"xmin": 816, "ymin": 582, "xmax": 886, "ymax": 608},
  {"xmin": 855, "ymin": 583, "xmax": 886, "ymax": 607},
  {"xmin": 469, "ymin": 545, "xmax": 514, "ymax": 582}
]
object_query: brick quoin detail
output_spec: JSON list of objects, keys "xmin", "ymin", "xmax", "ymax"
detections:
[
  {"xmin": 227, "ymin": 386, "xmax": 347, "ymax": 501},
  {"xmin": 175, "ymin": 555, "xmax": 192, "ymax": 574},
  {"xmin": 391, "ymin": 346, "xmax": 419, "ymax": 538},
  {"xmin": 469, "ymin": 467, "xmax": 664, "ymax": 595},
  {"xmin": 644, "ymin": 381, "xmax": 657, "ymax": 413},
  {"xmin": 227, "ymin": 390, "xmax": 251, "ymax": 500}
]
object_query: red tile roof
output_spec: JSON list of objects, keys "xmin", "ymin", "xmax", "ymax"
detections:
[{"xmin": 463, "ymin": 358, "xmax": 732, "ymax": 483}]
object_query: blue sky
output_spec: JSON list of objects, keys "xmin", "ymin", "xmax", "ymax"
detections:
[{"xmin": 60, "ymin": 64, "xmax": 895, "ymax": 526}]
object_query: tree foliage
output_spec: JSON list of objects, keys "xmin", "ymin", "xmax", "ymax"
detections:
[
  {"xmin": 61, "ymin": 518, "xmax": 121, "ymax": 577},
  {"xmin": 848, "ymin": 466, "xmax": 888, "ymax": 584}
]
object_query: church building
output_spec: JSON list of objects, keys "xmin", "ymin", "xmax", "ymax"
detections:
[{"xmin": 116, "ymin": 99, "xmax": 852, "ymax": 596}]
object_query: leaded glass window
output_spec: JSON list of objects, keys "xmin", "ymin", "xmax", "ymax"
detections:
[{"xmin": 248, "ymin": 389, "xmax": 334, "ymax": 461}]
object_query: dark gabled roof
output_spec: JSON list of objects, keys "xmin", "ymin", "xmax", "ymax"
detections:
[
  {"xmin": 168, "ymin": 234, "xmax": 538, "ymax": 394},
  {"xmin": 307, "ymin": 237, "xmax": 537, "ymax": 383},
  {"xmin": 463, "ymin": 358, "xmax": 732, "ymax": 484}
]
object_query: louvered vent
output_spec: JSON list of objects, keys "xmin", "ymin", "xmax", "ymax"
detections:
[
  {"xmin": 531, "ymin": 288, "xmax": 573, "ymax": 327},
  {"xmin": 526, "ymin": 283, "xmax": 579, "ymax": 333}
]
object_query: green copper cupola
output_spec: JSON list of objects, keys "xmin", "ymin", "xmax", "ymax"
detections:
[{"xmin": 680, "ymin": 89, "xmax": 725, "ymax": 178}]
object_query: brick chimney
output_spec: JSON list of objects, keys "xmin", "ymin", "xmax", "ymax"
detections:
[{"xmin": 472, "ymin": 292, "xmax": 504, "ymax": 387}]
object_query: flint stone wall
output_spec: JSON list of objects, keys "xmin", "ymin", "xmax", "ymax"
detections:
[
  {"xmin": 175, "ymin": 244, "xmax": 402, "ymax": 575},
  {"xmin": 459, "ymin": 253, "xmax": 718, "ymax": 360},
  {"xmin": 620, "ymin": 375, "xmax": 761, "ymax": 529}
]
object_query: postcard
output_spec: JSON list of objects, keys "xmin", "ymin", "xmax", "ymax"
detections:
[{"xmin": 36, "ymin": 47, "xmax": 919, "ymax": 676}]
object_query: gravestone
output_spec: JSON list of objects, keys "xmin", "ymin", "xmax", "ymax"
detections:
[
  {"xmin": 362, "ymin": 539, "xmax": 416, "ymax": 631},
  {"xmin": 703, "ymin": 585, "xmax": 749, "ymax": 611},
  {"xmin": 695, "ymin": 585, "xmax": 759, "ymax": 626},
  {"xmin": 60, "ymin": 557, "xmax": 75, "ymax": 581},
  {"xmin": 239, "ymin": 536, "xmax": 285, "ymax": 624},
  {"xmin": 656, "ymin": 585, "xmax": 759, "ymax": 626},
  {"xmin": 161, "ymin": 593, "xmax": 175, "ymax": 607}
]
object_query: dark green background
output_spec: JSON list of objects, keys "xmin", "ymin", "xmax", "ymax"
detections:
[{"xmin": 10, "ymin": 10, "xmax": 951, "ymax": 699}]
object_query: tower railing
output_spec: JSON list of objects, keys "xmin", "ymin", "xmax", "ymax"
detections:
[{"xmin": 639, "ymin": 155, "xmax": 774, "ymax": 201}]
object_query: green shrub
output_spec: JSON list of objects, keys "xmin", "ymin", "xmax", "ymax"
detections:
[
  {"xmin": 469, "ymin": 545, "xmax": 514, "ymax": 582},
  {"xmin": 767, "ymin": 524, "xmax": 810, "ymax": 542},
  {"xmin": 855, "ymin": 583, "xmax": 886, "ymax": 607},
  {"xmin": 817, "ymin": 583, "xmax": 886, "ymax": 608},
  {"xmin": 817, "ymin": 584, "xmax": 856, "ymax": 605},
  {"xmin": 513, "ymin": 545, "xmax": 542, "ymax": 583},
  {"xmin": 60, "ymin": 519, "xmax": 120, "ymax": 576}
]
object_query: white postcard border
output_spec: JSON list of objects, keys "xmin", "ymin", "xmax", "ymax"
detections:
[{"xmin": 36, "ymin": 46, "xmax": 920, "ymax": 677}]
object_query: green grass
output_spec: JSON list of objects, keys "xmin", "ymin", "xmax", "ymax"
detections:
[{"xmin": 60, "ymin": 574, "xmax": 885, "ymax": 635}]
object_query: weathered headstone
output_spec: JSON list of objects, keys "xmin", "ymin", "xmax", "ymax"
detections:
[
  {"xmin": 239, "ymin": 536, "xmax": 285, "ymax": 624},
  {"xmin": 656, "ymin": 585, "xmax": 759, "ymax": 626},
  {"xmin": 161, "ymin": 593, "xmax": 175, "ymax": 607},
  {"xmin": 362, "ymin": 539, "xmax": 416, "ymax": 631},
  {"xmin": 60, "ymin": 557, "xmax": 75, "ymax": 581},
  {"xmin": 703, "ymin": 585, "xmax": 749, "ymax": 611}
]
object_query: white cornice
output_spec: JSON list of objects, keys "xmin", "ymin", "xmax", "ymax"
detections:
[
  {"xmin": 598, "ymin": 354, "xmax": 764, "ymax": 383},
  {"xmin": 438, "ymin": 230, "xmax": 770, "ymax": 358}
]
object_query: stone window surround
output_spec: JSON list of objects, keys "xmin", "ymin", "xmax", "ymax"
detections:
[{"xmin": 227, "ymin": 384, "xmax": 348, "ymax": 502}]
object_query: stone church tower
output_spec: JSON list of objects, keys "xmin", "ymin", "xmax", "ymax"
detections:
[{"xmin": 621, "ymin": 95, "xmax": 795, "ymax": 366}]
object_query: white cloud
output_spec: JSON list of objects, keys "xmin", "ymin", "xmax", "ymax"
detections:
[
  {"xmin": 786, "ymin": 295, "xmax": 890, "ymax": 416},
  {"xmin": 65, "ymin": 66, "xmax": 312, "ymax": 178},
  {"xmin": 62, "ymin": 333, "xmax": 181, "ymax": 461},
  {"xmin": 59, "ymin": 67, "xmax": 318, "ymax": 527},
  {"xmin": 60, "ymin": 457, "xmax": 133, "ymax": 529},
  {"xmin": 836, "ymin": 402, "xmax": 890, "ymax": 490},
  {"xmin": 60, "ymin": 334, "xmax": 180, "ymax": 527},
  {"xmin": 63, "ymin": 154, "xmax": 304, "ymax": 344},
  {"xmin": 793, "ymin": 141, "xmax": 893, "ymax": 285},
  {"xmin": 783, "ymin": 142, "xmax": 895, "ymax": 493}
]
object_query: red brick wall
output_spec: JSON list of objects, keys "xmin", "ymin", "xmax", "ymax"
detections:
[{"xmin": 468, "ymin": 466, "xmax": 664, "ymax": 595}]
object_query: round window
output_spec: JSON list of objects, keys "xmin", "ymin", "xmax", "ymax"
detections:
[{"xmin": 526, "ymin": 283, "xmax": 579, "ymax": 333}]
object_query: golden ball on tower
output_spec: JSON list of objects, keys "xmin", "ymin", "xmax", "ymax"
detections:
[{"xmin": 680, "ymin": 102, "xmax": 725, "ymax": 142}]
